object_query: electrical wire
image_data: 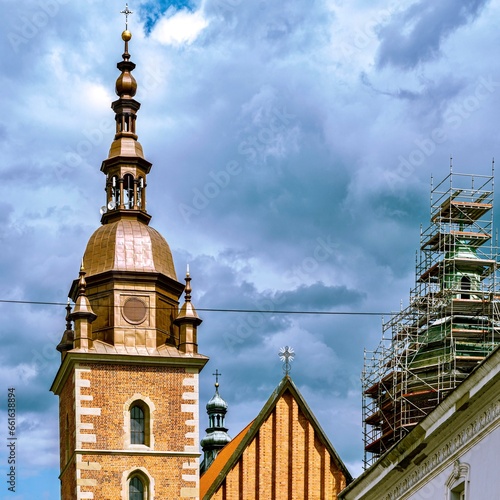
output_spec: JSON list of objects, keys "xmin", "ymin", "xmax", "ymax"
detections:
[{"xmin": 0, "ymin": 299, "xmax": 391, "ymax": 316}]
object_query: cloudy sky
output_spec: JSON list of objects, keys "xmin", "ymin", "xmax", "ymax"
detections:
[{"xmin": 1, "ymin": 0, "xmax": 500, "ymax": 497}]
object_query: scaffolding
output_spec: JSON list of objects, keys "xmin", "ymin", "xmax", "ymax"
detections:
[{"xmin": 362, "ymin": 168, "xmax": 500, "ymax": 469}]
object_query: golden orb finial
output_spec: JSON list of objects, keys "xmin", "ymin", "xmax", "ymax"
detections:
[
  {"xmin": 213, "ymin": 369, "xmax": 222, "ymax": 389},
  {"xmin": 122, "ymin": 30, "xmax": 132, "ymax": 42}
]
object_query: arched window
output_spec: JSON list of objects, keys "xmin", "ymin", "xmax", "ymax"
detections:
[
  {"xmin": 129, "ymin": 475, "xmax": 144, "ymax": 500},
  {"xmin": 111, "ymin": 175, "xmax": 120, "ymax": 208},
  {"xmin": 124, "ymin": 174, "xmax": 134, "ymax": 209},
  {"xmin": 124, "ymin": 396, "xmax": 155, "ymax": 450},
  {"xmin": 137, "ymin": 177, "xmax": 144, "ymax": 208},
  {"xmin": 126, "ymin": 470, "xmax": 151, "ymax": 500},
  {"xmin": 130, "ymin": 404, "xmax": 145, "ymax": 445}
]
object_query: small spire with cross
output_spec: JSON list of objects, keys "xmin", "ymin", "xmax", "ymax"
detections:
[
  {"xmin": 213, "ymin": 369, "xmax": 221, "ymax": 388},
  {"xmin": 121, "ymin": 3, "xmax": 133, "ymax": 30},
  {"xmin": 279, "ymin": 346, "xmax": 295, "ymax": 375}
]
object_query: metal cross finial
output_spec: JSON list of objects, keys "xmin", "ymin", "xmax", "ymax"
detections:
[
  {"xmin": 213, "ymin": 369, "xmax": 222, "ymax": 386},
  {"xmin": 121, "ymin": 3, "xmax": 133, "ymax": 30},
  {"xmin": 279, "ymin": 346, "xmax": 295, "ymax": 375}
]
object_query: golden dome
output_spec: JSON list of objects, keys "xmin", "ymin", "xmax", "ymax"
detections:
[
  {"xmin": 82, "ymin": 219, "xmax": 177, "ymax": 280},
  {"xmin": 122, "ymin": 30, "xmax": 132, "ymax": 42},
  {"xmin": 115, "ymin": 67, "xmax": 137, "ymax": 97}
]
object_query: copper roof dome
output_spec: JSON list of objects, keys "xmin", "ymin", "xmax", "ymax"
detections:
[{"xmin": 83, "ymin": 219, "xmax": 177, "ymax": 280}]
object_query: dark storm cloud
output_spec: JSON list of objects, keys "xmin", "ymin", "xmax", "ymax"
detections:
[
  {"xmin": 274, "ymin": 282, "xmax": 365, "ymax": 310},
  {"xmin": 376, "ymin": 0, "xmax": 490, "ymax": 70},
  {"xmin": 186, "ymin": 253, "xmax": 294, "ymax": 335}
]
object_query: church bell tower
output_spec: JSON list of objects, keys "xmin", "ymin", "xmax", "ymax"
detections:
[{"xmin": 51, "ymin": 10, "xmax": 208, "ymax": 499}]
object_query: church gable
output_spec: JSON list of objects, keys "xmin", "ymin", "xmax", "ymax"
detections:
[{"xmin": 201, "ymin": 377, "xmax": 351, "ymax": 499}]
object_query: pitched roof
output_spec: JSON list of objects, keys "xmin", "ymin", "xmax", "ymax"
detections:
[
  {"xmin": 200, "ymin": 375, "xmax": 352, "ymax": 499},
  {"xmin": 200, "ymin": 420, "xmax": 254, "ymax": 498}
]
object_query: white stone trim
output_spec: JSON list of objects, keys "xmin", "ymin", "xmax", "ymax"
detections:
[
  {"xmin": 181, "ymin": 457, "xmax": 200, "ymax": 499},
  {"xmin": 77, "ymin": 460, "xmax": 102, "ymax": 471},
  {"xmin": 444, "ymin": 460, "xmax": 470, "ymax": 499},
  {"xmin": 74, "ymin": 365, "xmax": 101, "ymax": 500},
  {"xmin": 76, "ymin": 455, "xmax": 95, "ymax": 500},
  {"xmin": 79, "ymin": 407, "xmax": 101, "ymax": 416},
  {"xmin": 181, "ymin": 373, "xmax": 199, "ymax": 499}
]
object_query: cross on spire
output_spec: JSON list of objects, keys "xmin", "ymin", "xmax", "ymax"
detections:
[
  {"xmin": 279, "ymin": 346, "xmax": 295, "ymax": 375},
  {"xmin": 121, "ymin": 3, "xmax": 133, "ymax": 30},
  {"xmin": 213, "ymin": 369, "xmax": 221, "ymax": 386}
]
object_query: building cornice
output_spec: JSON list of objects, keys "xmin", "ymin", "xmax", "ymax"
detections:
[
  {"xmin": 77, "ymin": 448, "xmax": 200, "ymax": 456},
  {"xmin": 385, "ymin": 400, "xmax": 499, "ymax": 499},
  {"xmin": 59, "ymin": 449, "xmax": 200, "ymax": 480},
  {"xmin": 69, "ymin": 269, "xmax": 185, "ymax": 300}
]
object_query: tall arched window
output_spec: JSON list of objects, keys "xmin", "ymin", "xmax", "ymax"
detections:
[
  {"xmin": 124, "ymin": 174, "xmax": 134, "ymax": 209},
  {"xmin": 111, "ymin": 175, "xmax": 120, "ymax": 208},
  {"xmin": 129, "ymin": 475, "xmax": 144, "ymax": 500},
  {"xmin": 461, "ymin": 276, "xmax": 471, "ymax": 299},
  {"xmin": 124, "ymin": 396, "xmax": 155, "ymax": 450},
  {"xmin": 130, "ymin": 404, "xmax": 145, "ymax": 445},
  {"xmin": 137, "ymin": 177, "xmax": 144, "ymax": 209}
]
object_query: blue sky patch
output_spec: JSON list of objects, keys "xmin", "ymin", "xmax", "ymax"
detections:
[{"xmin": 139, "ymin": 0, "xmax": 196, "ymax": 34}]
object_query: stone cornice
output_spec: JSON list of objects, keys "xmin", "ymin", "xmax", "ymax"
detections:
[
  {"xmin": 76, "ymin": 448, "xmax": 200, "ymax": 457},
  {"xmin": 59, "ymin": 449, "xmax": 200, "ymax": 480},
  {"xmin": 385, "ymin": 400, "xmax": 500, "ymax": 500},
  {"xmin": 69, "ymin": 269, "xmax": 185, "ymax": 300}
]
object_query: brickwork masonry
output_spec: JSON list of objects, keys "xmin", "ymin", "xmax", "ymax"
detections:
[{"xmin": 59, "ymin": 362, "xmax": 201, "ymax": 499}]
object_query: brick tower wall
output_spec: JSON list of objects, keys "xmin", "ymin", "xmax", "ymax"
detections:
[{"xmin": 58, "ymin": 360, "xmax": 201, "ymax": 500}]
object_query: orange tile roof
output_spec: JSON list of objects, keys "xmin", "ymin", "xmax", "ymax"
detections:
[{"xmin": 200, "ymin": 420, "xmax": 254, "ymax": 499}]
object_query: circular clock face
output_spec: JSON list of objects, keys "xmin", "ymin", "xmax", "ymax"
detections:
[{"xmin": 122, "ymin": 297, "xmax": 147, "ymax": 324}]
